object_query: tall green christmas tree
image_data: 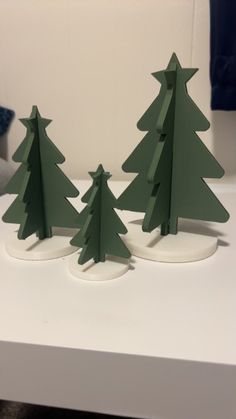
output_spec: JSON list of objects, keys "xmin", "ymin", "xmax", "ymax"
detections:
[
  {"xmin": 2, "ymin": 106, "xmax": 79, "ymax": 239},
  {"xmin": 118, "ymin": 53, "xmax": 229, "ymax": 235},
  {"xmin": 70, "ymin": 164, "xmax": 131, "ymax": 264}
]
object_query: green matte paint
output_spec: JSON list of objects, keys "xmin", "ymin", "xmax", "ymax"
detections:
[
  {"xmin": 70, "ymin": 164, "xmax": 131, "ymax": 265},
  {"xmin": 118, "ymin": 53, "xmax": 229, "ymax": 235},
  {"xmin": 2, "ymin": 106, "xmax": 79, "ymax": 240}
]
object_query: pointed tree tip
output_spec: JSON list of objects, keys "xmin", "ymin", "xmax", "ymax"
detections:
[
  {"xmin": 97, "ymin": 163, "xmax": 104, "ymax": 172},
  {"xmin": 43, "ymin": 118, "xmax": 52, "ymax": 128},
  {"xmin": 29, "ymin": 106, "xmax": 52, "ymax": 127},
  {"xmin": 151, "ymin": 52, "xmax": 180, "ymax": 77},
  {"xmin": 170, "ymin": 51, "xmax": 178, "ymax": 60},
  {"xmin": 96, "ymin": 163, "xmax": 111, "ymax": 178},
  {"xmin": 31, "ymin": 105, "xmax": 40, "ymax": 117},
  {"xmin": 19, "ymin": 117, "xmax": 31, "ymax": 128},
  {"xmin": 151, "ymin": 70, "xmax": 162, "ymax": 81},
  {"xmin": 167, "ymin": 52, "xmax": 181, "ymax": 68},
  {"xmin": 186, "ymin": 67, "xmax": 199, "ymax": 78},
  {"xmin": 225, "ymin": 211, "xmax": 230, "ymax": 222},
  {"xmin": 89, "ymin": 164, "xmax": 112, "ymax": 180}
]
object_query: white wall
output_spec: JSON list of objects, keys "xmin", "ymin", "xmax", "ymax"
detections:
[{"xmin": 0, "ymin": 0, "xmax": 235, "ymax": 182}]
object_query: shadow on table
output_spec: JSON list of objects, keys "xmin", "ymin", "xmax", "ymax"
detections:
[{"xmin": 129, "ymin": 218, "xmax": 229, "ymax": 247}]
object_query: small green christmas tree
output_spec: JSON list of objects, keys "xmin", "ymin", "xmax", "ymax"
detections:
[
  {"xmin": 70, "ymin": 164, "xmax": 131, "ymax": 264},
  {"xmin": 2, "ymin": 106, "xmax": 79, "ymax": 239},
  {"xmin": 118, "ymin": 53, "xmax": 229, "ymax": 235}
]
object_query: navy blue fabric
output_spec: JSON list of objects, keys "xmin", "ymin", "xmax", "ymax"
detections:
[
  {"xmin": 210, "ymin": 0, "xmax": 236, "ymax": 110},
  {"xmin": 0, "ymin": 106, "xmax": 14, "ymax": 136}
]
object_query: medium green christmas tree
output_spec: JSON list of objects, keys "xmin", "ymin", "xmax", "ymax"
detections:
[
  {"xmin": 70, "ymin": 164, "xmax": 131, "ymax": 264},
  {"xmin": 118, "ymin": 53, "xmax": 229, "ymax": 235},
  {"xmin": 2, "ymin": 106, "xmax": 79, "ymax": 239}
]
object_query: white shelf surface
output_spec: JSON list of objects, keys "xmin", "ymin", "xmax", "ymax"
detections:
[{"xmin": 0, "ymin": 181, "xmax": 236, "ymax": 419}]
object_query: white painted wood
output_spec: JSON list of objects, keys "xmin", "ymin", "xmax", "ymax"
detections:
[
  {"xmin": 69, "ymin": 254, "xmax": 130, "ymax": 281},
  {"xmin": 6, "ymin": 230, "xmax": 78, "ymax": 261},
  {"xmin": 0, "ymin": 180, "xmax": 235, "ymax": 419},
  {"xmin": 0, "ymin": 181, "xmax": 235, "ymax": 363},
  {"xmin": 124, "ymin": 221, "xmax": 217, "ymax": 262},
  {"xmin": 0, "ymin": 341, "xmax": 235, "ymax": 419}
]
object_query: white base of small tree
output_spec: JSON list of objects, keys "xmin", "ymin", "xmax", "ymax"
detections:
[
  {"xmin": 69, "ymin": 254, "xmax": 130, "ymax": 281},
  {"xmin": 5, "ymin": 229, "xmax": 78, "ymax": 261},
  {"xmin": 123, "ymin": 220, "xmax": 218, "ymax": 262}
]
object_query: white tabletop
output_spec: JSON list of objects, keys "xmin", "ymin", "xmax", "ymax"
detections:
[{"xmin": 0, "ymin": 180, "xmax": 235, "ymax": 367}]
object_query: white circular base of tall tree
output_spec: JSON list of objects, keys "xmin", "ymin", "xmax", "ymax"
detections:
[
  {"xmin": 124, "ymin": 221, "xmax": 218, "ymax": 263},
  {"xmin": 6, "ymin": 230, "xmax": 78, "ymax": 261},
  {"xmin": 69, "ymin": 254, "xmax": 130, "ymax": 281}
]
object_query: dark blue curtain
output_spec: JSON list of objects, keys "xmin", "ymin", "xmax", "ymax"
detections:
[
  {"xmin": 0, "ymin": 106, "xmax": 14, "ymax": 136},
  {"xmin": 210, "ymin": 0, "xmax": 236, "ymax": 110}
]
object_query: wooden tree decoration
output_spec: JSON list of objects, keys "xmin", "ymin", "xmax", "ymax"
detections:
[
  {"xmin": 118, "ymin": 53, "xmax": 229, "ymax": 235},
  {"xmin": 70, "ymin": 164, "xmax": 131, "ymax": 264},
  {"xmin": 2, "ymin": 106, "xmax": 79, "ymax": 239}
]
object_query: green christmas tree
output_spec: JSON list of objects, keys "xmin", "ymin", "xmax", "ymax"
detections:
[
  {"xmin": 70, "ymin": 164, "xmax": 131, "ymax": 264},
  {"xmin": 2, "ymin": 106, "xmax": 79, "ymax": 239},
  {"xmin": 118, "ymin": 53, "xmax": 229, "ymax": 235}
]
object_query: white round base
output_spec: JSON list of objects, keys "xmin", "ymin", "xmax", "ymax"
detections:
[
  {"xmin": 124, "ymin": 221, "xmax": 218, "ymax": 263},
  {"xmin": 6, "ymin": 231, "xmax": 78, "ymax": 261},
  {"xmin": 69, "ymin": 254, "xmax": 130, "ymax": 281}
]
